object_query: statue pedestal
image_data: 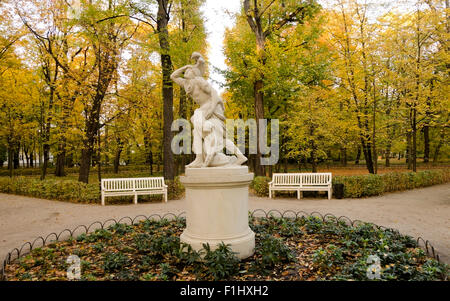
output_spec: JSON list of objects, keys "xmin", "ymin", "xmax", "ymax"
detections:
[{"xmin": 179, "ymin": 166, "xmax": 255, "ymax": 259}]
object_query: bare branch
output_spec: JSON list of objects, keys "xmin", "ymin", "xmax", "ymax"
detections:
[
  {"xmin": 243, "ymin": 0, "xmax": 257, "ymax": 32},
  {"xmin": 264, "ymin": 6, "xmax": 306, "ymax": 37},
  {"xmin": 258, "ymin": 0, "xmax": 276, "ymax": 18}
]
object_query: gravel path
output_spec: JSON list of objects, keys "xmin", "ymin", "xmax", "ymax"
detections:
[{"xmin": 1, "ymin": 183, "xmax": 449, "ymax": 264}]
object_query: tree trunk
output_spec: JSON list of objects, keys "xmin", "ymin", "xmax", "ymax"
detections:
[
  {"xmin": 97, "ymin": 130, "xmax": 102, "ymax": 186},
  {"xmin": 55, "ymin": 142, "xmax": 66, "ymax": 177},
  {"xmin": 41, "ymin": 144, "xmax": 50, "ymax": 180},
  {"xmin": 423, "ymin": 125, "xmax": 430, "ymax": 163},
  {"xmin": 254, "ymin": 80, "xmax": 265, "ymax": 177},
  {"xmin": 372, "ymin": 80, "xmax": 378, "ymax": 174},
  {"xmin": 385, "ymin": 122, "xmax": 395, "ymax": 168},
  {"xmin": 355, "ymin": 146, "xmax": 361, "ymax": 164},
  {"xmin": 78, "ymin": 148, "xmax": 92, "ymax": 183},
  {"xmin": 158, "ymin": 0, "xmax": 175, "ymax": 180},
  {"xmin": 66, "ymin": 153, "xmax": 74, "ymax": 168},
  {"xmin": 114, "ymin": 138, "xmax": 123, "ymax": 174},
  {"xmin": 385, "ymin": 146, "xmax": 391, "ymax": 168},
  {"xmin": 361, "ymin": 138, "xmax": 374, "ymax": 174},
  {"xmin": 7, "ymin": 147, "xmax": 13, "ymax": 177},
  {"xmin": 149, "ymin": 146, "xmax": 154, "ymax": 175},
  {"xmin": 432, "ymin": 129, "xmax": 445, "ymax": 163},
  {"xmin": 412, "ymin": 111, "xmax": 417, "ymax": 172},
  {"xmin": 144, "ymin": 136, "xmax": 151, "ymax": 165},
  {"xmin": 24, "ymin": 148, "xmax": 29, "ymax": 168},
  {"xmin": 406, "ymin": 131, "xmax": 412, "ymax": 170},
  {"xmin": 340, "ymin": 147, "xmax": 347, "ymax": 166},
  {"xmin": 158, "ymin": 151, "xmax": 162, "ymax": 173},
  {"xmin": 13, "ymin": 145, "xmax": 19, "ymax": 169},
  {"xmin": 311, "ymin": 148, "xmax": 317, "ymax": 173},
  {"xmin": 78, "ymin": 67, "xmax": 115, "ymax": 182},
  {"xmin": 78, "ymin": 122, "xmax": 97, "ymax": 183}
]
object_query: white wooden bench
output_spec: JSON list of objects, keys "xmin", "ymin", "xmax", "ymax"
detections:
[
  {"xmin": 101, "ymin": 177, "xmax": 168, "ymax": 206},
  {"xmin": 269, "ymin": 173, "xmax": 332, "ymax": 200}
]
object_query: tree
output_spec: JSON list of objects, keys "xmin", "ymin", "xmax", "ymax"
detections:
[
  {"xmin": 326, "ymin": 0, "xmax": 381, "ymax": 173},
  {"xmin": 242, "ymin": 0, "xmax": 320, "ymax": 176}
]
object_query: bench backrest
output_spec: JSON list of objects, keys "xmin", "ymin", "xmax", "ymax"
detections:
[
  {"xmin": 272, "ymin": 173, "xmax": 332, "ymax": 186},
  {"xmin": 102, "ymin": 177, "xmax": 165, "ymax": 192},
  {"xmin": 301, "ymin": 173, "xmax": 331, "ymax": 185},
  {"xmin": 135, "ymin": 177, "xmax": 165, "ymax": 190},
  {"xmin": 272, "ymin": 173, "xmax": 303, "ymax": 185}
]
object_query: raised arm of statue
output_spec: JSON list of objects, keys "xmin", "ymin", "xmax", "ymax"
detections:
[{"xmin": 170, "ymin": 65, "xmax": 191, "ymax": 87}]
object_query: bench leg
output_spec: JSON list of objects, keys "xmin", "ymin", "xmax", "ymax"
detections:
[
  {"xmin": 297, "ymin": 190, "xmax": 300, "ymax": 199},
  {"xmin": 164, "ymin": 191, "xmax": 168, "ymax": 203},
  {"xmin": 101, "ymin": 194, "xmax": 105, "ymax": 206},
  {"xmin": 134, "ymin": 194, "xmax": 138, "ymax": 205},
  {"xmin": 269, "ymin": 189, "xmax": 272, "ymax": 199},
  {"xmin": 328, "ymin": 189, "xmax": 331, "ymax": 200}
]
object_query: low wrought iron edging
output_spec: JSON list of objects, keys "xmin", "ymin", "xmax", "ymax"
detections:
[{"xmin": 0, "ymin": 209, "xmax": 446, "ymax": 281}]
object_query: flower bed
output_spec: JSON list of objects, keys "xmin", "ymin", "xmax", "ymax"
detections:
[{"xmin": 3, "ymin": 215, "xmax": 448, "ymax": 281}]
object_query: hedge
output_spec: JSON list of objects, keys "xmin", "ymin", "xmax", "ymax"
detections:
[
  {"xmin": 251, "ymin": 169, "xmax": 450, "ymax": 198},
  {"xmin": 1, "ymin": 169, "xmax": 448, "ymax": 202},
  {"xmin": 251, "ymin": 176, "xmax": 272, "ymax": 197},
  {"xmin": 0, "ymin": 176, "xmax": 184, "ymax": 204}
]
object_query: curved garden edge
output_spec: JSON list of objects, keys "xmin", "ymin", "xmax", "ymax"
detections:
[{"xmin": 1, "ymin": 209, "xmax": 447, "ymax": 281}]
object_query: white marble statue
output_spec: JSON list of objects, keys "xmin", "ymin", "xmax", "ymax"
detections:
[{"xmin": 171, "ymin": 52, "xmax": 247, "ymax": 168}]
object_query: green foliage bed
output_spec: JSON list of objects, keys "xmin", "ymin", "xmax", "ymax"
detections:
[
  {"xmin": 3, "ymin": 216, "xmax": 448, "ymax": 281},
  {"xmin": 251, "ymin": 169, "xmax": 450, "ymax": 198}
]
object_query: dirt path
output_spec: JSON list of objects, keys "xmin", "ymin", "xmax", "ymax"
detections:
[{"xmin": 0, "ymin": 183, "xmax": 449, "ymax": 264}]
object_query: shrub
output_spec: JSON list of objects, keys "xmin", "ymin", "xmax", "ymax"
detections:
[
  {"xmin": 0, "ymin": 175, "xmax": 185, "ymax": 204},
  {"xmin": 165, "ymin": 177, "xmax": 184, "ymax": 200},
  {"xmin": 333, "ymin": 174, "xmax": 384, "ymax": 198},
  {"xmin": 76, "ymin": 229, "xmax": 112, "ymax": 243},
  {"xmin": 254, "ymin": 234, "xmax": 296, "ymax": 273},
  {"xmin": 248, "ymin": 170, "xmax": 449, "ymax": 199},
  {"xmin": 312, "ymin": 244, "xmax": 345, "ymax": 273},
  {"xmin": 251, "ymin": 176, "xmax": 271, "ymax": 197},
  {"xmin": 0, "ymin": 177, "xmax": 99, "ymax": 203},
  {"xmin": 102, "ymin": 252, "xmax": 129, "ymax": 272},
  {"xmin": 333, "ymin": 169, "xmax": 450, "ymax": 198},
  {"xmin": 158, "ymin": 263, "xmax": 178, "ymax": 280},
  {"xmin": 149, "ymin": 235, "xmax": 180, "ymax": 256},
  {"xmin": 203, "ymin": 243, "xmax": 240, "ymax": 280}
]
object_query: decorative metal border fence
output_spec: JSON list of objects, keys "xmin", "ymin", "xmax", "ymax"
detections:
[{"xmin": 0, "ymin": 210, "xmax": 445, "ymax": 281}]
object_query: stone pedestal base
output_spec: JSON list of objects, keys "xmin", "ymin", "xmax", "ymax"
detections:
[{"xmin": 180, "ymin": 166, "xmax": 255, "ymax": 259}]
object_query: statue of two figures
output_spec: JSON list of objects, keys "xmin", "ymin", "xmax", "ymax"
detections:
[{"xmin": 171, "ymin": 52, "xmax": 247, "ymax": 168}]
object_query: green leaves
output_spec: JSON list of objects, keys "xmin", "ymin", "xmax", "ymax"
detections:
[
  {"xmin": 3, "ymin": 215, "xmax": 449, "ymax": 281},
  {"xmin": 254, "ymin": 234, "xmax": 296, "ymax": 273},
  {"xmin": 203, "ymin": 243, "xmax": 240, "ymax": 280},
  {"xmin": 102, "ymin": 252, "xmax": 130, "ymax": 272}
]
